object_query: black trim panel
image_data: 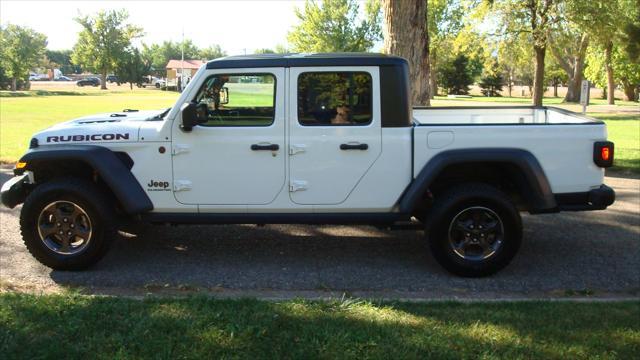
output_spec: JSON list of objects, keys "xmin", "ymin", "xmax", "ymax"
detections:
[
  {"xmin": 380, "ymin": 64, "xmax": 412, "ymax": 127},
  {"xmin": 399, "ymin": 148, "xmax": 556, "ymax": 213},
  {"xmin": 20, "ymin": 145, "xmax": 153, "ymax": 214},
  {"xmin": 142, "ymin": 212, "xmax": 407, "ymax": 225},
  {"xmin": 555, "ymin": 184, "xmax": 615, "ymax": 211}
]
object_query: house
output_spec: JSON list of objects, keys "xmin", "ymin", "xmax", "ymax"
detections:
[{"xmin": 165, "ymin": 59, "xmax": 206, "ymax": 85}]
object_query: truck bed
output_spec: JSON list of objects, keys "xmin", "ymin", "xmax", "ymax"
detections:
[
  {"xmin": 412, "ymin": 106, "xmax": 599, "ymax": 125},
  {"xmin": 411, "ymin": 106, "xmax": 607, "ymax": 194}
]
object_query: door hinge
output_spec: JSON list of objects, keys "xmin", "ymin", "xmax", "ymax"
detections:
[
  {"xmin": 172, "ymin": 144, "xmax": 190, "ymax": 156},
  {"xmin": 173, "ymin": 180, "xmax": 192, "ymax": 192},
  {"xmin": 289, "ymin": 180, "xmax": 308, "ymax": 192},
  {"xmin": 289, "ymin": 144, "xmax": 307, "ymax": 155}
]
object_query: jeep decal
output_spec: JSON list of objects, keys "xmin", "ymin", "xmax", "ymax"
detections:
[
  {"xmin": 46, "ymin": 133, "xmax": 130, "ymax": 143},
  {"xmin": 147, "ymin": 180, "xmax": 170, "ymax": 192}
]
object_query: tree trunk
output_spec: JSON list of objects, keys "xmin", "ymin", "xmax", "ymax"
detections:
[
  {"xmin": 553, "ymin": 84, "xmax": 558, "ymax": 97},
  {"xmin": 622, "ymin": 83, "xmax": 636, "ymax": 102},
  {"xmin": 100, "ymin": 70, "xmax": 108, "ymax": 90},
  {"xmin": 382, "ymin": 0, "xmax": 430, "ymax": 106},
  {"xmin": 604, "ymin": 41, "xmax": 615, "ymax": 105},
  {"xmin": 10, "ymin": 77, "xmax": 17, "ymax": 91},
  {"xmin": 429, "ymin": 49, "xmax": 437, "ymax": 98},
  {"xmin": 549, "ymin": 33, "xmax": 588, "ymax": 103},
  {"xmin": 532, "ymin": 46, "xmax": 546, "ymax": 106}
]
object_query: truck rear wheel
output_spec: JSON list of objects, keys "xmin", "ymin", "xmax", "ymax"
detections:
[
  {"xmin": 425, "ymin": 183, "xmax": 522, "ymax": 277},
  {"xmin": 20, "ymin": 178, "xmax": 116, "ymax": 270}
]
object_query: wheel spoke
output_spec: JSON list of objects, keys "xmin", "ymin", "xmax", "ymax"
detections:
[
  {"xmin": 59, "ymin": 236, "xmax": 71, "ymax": 253},
  {"xmin": 38, "ymin": 224, "xmax": 58, "ymax": 239}
]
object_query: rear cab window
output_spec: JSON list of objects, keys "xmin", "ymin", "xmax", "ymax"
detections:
[{"xmin": 297, "ymin": 72, "xmax": 372, "ymax": 126}]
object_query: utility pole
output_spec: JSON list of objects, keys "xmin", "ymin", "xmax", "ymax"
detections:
[{"xmin": 180, "ymin": 27, "xmax": 185, "ymax": 92}]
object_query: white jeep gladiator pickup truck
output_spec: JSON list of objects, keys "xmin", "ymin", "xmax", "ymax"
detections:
[{"xmin": 1, "ymin": 53, "xmax": 615, "ymax": 276}]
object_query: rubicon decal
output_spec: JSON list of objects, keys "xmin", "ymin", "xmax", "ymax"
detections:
[
  {"xmin": 147, "ymin": 179, "xmax": 170, "ymax": 191},
  {"xmin": 46, "ymin": 133, "xmax": 130, "ymax": 143}
]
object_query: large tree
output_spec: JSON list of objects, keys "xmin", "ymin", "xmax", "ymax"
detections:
[
  {"xmin": 115, "ymin": 47, "xmax": 150, "ymax": 90},
  {"xmin": 288, "ymin": 0, "xmax": 382, "ymax": 52},
  {"xmin": 72, "ymin": 9, "xmax": 142, "ymax": 89},
  {"xmin": 566, "ymin": 0, "xmax": 631, "ymax": 104},
  {"xmin": 428, "ymin": 0, "xmax": 465, "ymax": 97},
  {"xmin": 142, "ymin": 40, "xmax": 200, "ymax": 75},
  {"xmin": 490, "ymin": 0, "xmax": 556, "ymax": 106},
  {"xmin": 382, "ymin": 0, "xmax": 430, "ymax": 106},
  {"xmin": 0, "ymin": 24, "xmax": 47, "ymax": 91},
  {"xmin": 547, "ymin": 23, "xmax": 589, "ymax": 102}
]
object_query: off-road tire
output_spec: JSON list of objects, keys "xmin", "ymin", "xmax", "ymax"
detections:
[
  {"xmin": 425, "ymin": 183, "xmax": 522, "ymax": 277},
  {"xmin": 20, "ymin": 178, "xmax": 117, "ymax": 270}
]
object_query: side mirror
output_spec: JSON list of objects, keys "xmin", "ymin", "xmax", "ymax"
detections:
[
  {"xmin": 180, "ymin": 102, "xmax": 208, "ymax": 132},
  {"xmin": 220, "ymin": 87, "xmax": 229, "ymax": 105}
]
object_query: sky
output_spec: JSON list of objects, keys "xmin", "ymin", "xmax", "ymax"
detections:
[{"xmin": 0, "ymin": 0, "xmax": 308, "ymax": 55}]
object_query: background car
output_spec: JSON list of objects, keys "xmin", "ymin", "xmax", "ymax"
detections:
[
  {"xmin": 106, "ymin": 75, "xmax": 119, "ymax": 83},
  {"xmin": 76, "ymin": 77, "xmax": 100, "ymax": 87},
  {"xmin": 54, "ymin": 76, "xmax": 72, "ymax": 81}
]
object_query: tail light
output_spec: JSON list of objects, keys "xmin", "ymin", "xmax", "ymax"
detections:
[{"xmin": 593, "ymin": 141, "xmax": 614, "ymax": 168}]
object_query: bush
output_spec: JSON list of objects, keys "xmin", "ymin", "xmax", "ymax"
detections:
[{"xmin": 439, "ymin": 54, "xmax": 474, "ymax": 95}]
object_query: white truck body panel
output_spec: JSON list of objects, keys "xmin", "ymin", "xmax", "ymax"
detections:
[{"xmin": 412, "ymin": 107, "xmax": 607, "ymax": 194}]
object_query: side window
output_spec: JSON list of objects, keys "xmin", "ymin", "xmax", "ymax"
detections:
[
  {"xmin": 194, "ymin": 73, "xmax": 275, "ymax": 126},
  {"xmin": 297, "ymin": 72, "xmax": 372, "ymax": 126}
]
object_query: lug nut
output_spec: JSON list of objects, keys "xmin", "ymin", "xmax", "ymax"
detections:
[
  {"xmin": 57, "ymin": 223, "xmax": 61, "ymax": 227},
  {"xmin": 58, "ymin": 230, "xmax": 63, "ymax": 234},
  {"xmin": 63, "ymin": 218, "xmax": 68, "ymax": 223},
  {"xmin": 70, "ymin": 224, "xmax": 75, "ymax": 228},
  {"xmin": 67, "ymin": 231, "xmax": 72, "ymax": 236}
]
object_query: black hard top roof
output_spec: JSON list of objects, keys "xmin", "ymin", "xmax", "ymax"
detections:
[{"xmin": 205, "ymin": 53, "xmax": 407, "ymax": 69}]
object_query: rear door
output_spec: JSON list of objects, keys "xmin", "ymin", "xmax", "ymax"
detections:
[{"xmin": 288, "ymin": 67, "xmax": 382, "ymax": 205}]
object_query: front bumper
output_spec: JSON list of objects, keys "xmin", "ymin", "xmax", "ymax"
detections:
[
  {"xmin": 1, "ymin": 174, "xmax": 29, "ymax": 208},
  {"xmin": 555, "ymin": 184, "xmax": 616, "ymax": 211}
]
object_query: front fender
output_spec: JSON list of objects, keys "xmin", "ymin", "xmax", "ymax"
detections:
[
  {"xmin": 18, "ymin": 145, "xmax": 153, "ymax": 214},
  {"xmin": 1, "ymin": 174, "xmax": 30, "ymax": 208}
]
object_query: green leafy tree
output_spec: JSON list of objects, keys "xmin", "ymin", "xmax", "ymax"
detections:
[
  {"xmin": 439, "ymin": 54, "xmax": 474, "ymax": 95},
  {"xmin": 428, "ymin": 0, "xmax": 466, "ymax": 97},
  {"xmin": 254, "ymin": 48, "xmax": 275, "ymax": 54},
  {"xmin": 115, "ymin": 47, "xmax": 150, "ymax": 90},
  {"xmin": 586, "ymin": 44, "xmax": 640, "ymax": 101},
  {"xmin": 288, "ymin": 0, "xmax": 382, "ymax": 52},
  {"xmin": 46, "ymin": 49, "xmax": 82, "ymax": 74},
  {"xmin": 496, "ymin": 33, "xmax": 533, "ymax": 97},
  {"xmin": 142, "ymin": 40, "xmax": 200, "ymax": 75},
  {"xmin": 72, "ymin": 9, "xmax": 142, "ymax": 89},
  {"xmin": 565, "ymin": 0, "xmax": 636, "ymax": 104},
  {"xmin": 545, "ymin": 58, "xmax": 568, "ymax": 98},
  {"xmin": 479, "ymin": 60, "xmax": 505, "ymax": 97},
  {"xmin": 199, "ymin": 45, "xmax": 226, "ymax": 60},
  {"xmin": 547, "ymin": 20, "xmax": 589, "ymax": 102},
  {"xmin": 0, "ymin": 24, "xmax": 47, "ymax": 91},
  {"xmin": 489, "ymin": 0, "xmax": 557, "ymax": 106}
]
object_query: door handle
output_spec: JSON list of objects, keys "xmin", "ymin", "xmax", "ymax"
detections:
[
  {"xmin": 340, "ymin": 143, "xmax": 368, "ymax": 150},
  {"xmin": 251, "ymin": 144, "xmax": 279, "ymax": 151}
]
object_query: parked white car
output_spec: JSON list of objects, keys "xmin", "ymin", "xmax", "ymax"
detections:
[{"xmin": 2, "ymin": 54, "xmax": 615, "ymax": 276}]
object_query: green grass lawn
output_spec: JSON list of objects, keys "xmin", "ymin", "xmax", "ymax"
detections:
[
  {"xmin": 0, "ymin": 293, "xmax": 638, "ymax": 359},
  {"xmin": 591, "ymin": 114, "xmax": 640, "ymax": 175},
  {"xmin": 0, "ymin": 89, "xmax": 178, "ymax": 162}
]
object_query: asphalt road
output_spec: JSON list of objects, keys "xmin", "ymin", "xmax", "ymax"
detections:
[{"xmin": 1, "ymin": 169, "xmax": 638, "ymax": 299}]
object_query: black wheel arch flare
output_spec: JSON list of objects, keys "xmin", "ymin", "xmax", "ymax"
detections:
[
  {"xmin": 18, "ymin": 145, "xmax": 153, "ymax": 214},
  {"xmin": 399, "ymin": 148, "xmax": 557, "ymax": 214}
]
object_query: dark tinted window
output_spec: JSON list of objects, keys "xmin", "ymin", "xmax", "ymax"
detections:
[
  {"xmin": 297, "ymin": 72, "xmax": 372, "ymax": 126},
  {"xmin": 193, "ymin": 73, "xmax": 275, "ymax": 126}
]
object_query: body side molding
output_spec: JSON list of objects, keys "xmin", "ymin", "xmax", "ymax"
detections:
[
  {"xmin": 19, "ymin": 145, "xmax": 153, "ymax": 214},
  {"xmin": 398, "ymin": 148, "xmax": 557, "ymax": 214}
]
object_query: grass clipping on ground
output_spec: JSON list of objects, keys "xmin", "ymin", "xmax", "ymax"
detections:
[{"xmin": 0, "ymin": 293, "xmax": 638, "ymax": 358}]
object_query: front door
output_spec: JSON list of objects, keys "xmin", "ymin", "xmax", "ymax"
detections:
[
  {"xmin": 288, "ymin": 67, "xmax": 382, "ymax": 205},
  {"xmin": 172, "ymin": 69, "xmax": 285, "ymax": 205}
]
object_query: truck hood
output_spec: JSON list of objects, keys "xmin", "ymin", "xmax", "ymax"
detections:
[{"xmin": 33, "ymin": 109, "xmax": 167, "ymax": 146}]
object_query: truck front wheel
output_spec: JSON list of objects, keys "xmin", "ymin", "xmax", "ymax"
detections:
[
  {"xmin": 20, "ymin": 178, "xmax": 117, "ymax": 270},
  {"xmin": 425, "ymin": 183, "xmax": 522, "ymax": 277}
]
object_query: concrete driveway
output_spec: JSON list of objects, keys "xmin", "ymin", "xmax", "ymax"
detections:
[{"xmin": 1, "ymin": 168, "xmax": 638, "ymax": 300}]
